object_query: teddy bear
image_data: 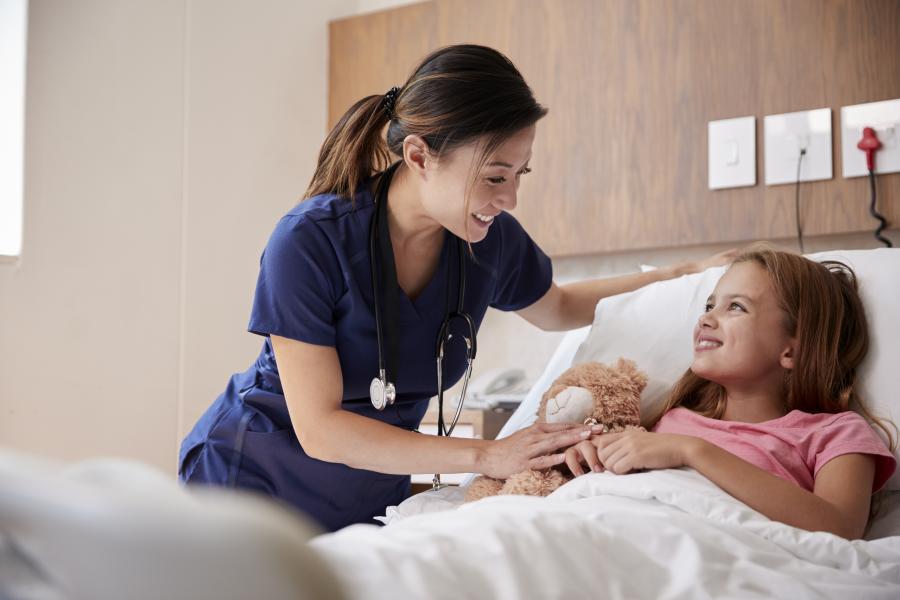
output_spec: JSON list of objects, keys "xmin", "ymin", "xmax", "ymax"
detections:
[{"xmin": 464, "ymin": 358, "xmax": 648, "ymax": 502}]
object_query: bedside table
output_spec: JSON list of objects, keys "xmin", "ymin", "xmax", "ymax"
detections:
[{"xmin": 409, "ymin": 402, "xmax": 516, "ymax": 494}]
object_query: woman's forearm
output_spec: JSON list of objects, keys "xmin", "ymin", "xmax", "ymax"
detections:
[
  {"xmin": 685, "ymin": 440, "xmax": 859, "ymax": 538},
  {"xmin": 304, "ymin": 409, "xmax": 489, "ymax": 475},
  {"xmin": 558, "ymin": 268, "xmax": 673, "ymax": 329}
]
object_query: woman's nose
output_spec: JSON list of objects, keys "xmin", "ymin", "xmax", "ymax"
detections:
[{"xmin": 497, "ymin": 189, "xmax": 517, "ymax": 211}]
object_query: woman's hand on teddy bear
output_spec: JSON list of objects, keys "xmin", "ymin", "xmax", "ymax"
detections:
[
  {"xmin": 565, "ymin": 430, "xmax": 704, "ymax": 476},
  {"xmin": 477, "ymin": 422, "xmax": 606, "ymax": 479}
]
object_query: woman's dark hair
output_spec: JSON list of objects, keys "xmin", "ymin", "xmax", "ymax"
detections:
[{"xmin": 304, "ymin": 44, "xmax": 548, "ymax": 207}]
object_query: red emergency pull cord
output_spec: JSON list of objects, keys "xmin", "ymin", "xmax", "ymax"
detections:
[
  {"xmin": 857, "ymin": 126, "xmax": 893, "ymax": 248},
  {"xmin": 856, "ymin": 126, "xmax": 882, "ymax": 172}
]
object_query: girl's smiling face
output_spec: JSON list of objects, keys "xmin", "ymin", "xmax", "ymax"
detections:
[{"xmin": 691, "ymin": 261, "xmax": 797, "ymax": 387}]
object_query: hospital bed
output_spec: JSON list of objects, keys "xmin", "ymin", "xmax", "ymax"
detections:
[{"xmin": 2, "ymin": 248, "xmax": 899, "ymax": 599}]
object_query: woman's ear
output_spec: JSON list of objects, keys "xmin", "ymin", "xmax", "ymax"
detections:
[
  {"xmin": 779, "ymin": 339, "xmax": 797, "ymax": 370},
  {"xmin": 402, "ymin": 135, "xmax": 431, "ymax": 179}
]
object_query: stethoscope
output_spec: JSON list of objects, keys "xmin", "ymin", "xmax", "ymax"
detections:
[{"xmin": 368, "ymin": 161, "xmax": 477, "ymax": 490}]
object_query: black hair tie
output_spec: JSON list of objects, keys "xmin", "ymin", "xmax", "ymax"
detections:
[{"xmin": 382, "ymin": 86, "xmax": 400, "ymax": 120}]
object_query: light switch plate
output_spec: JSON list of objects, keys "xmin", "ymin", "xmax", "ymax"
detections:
[
  {"xmin": 764, "ymin": 108, "xmax": 832, "ymax": 186},
  {"xmin": 708, "ymin": 116, "xmax": 756, "ymax": 189},
  {"xmin": 841, "ymin": 99, "xmax": 900, "ymax": 178}
]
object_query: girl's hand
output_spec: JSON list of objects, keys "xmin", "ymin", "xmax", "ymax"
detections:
[
  {"xmin": 478, "ymin": 422, "xmax": 604, "ymax": 479},
  {"xmin": 564, "ymin": 439, "xmax": 606, "ymax": 477},
  {"xmin": 563, "ymin": 429, "xmax": 703, "ymax": 476},
  {"xmin": 592, "ymin": 430, "xmax": 701, "ymax": 474}
]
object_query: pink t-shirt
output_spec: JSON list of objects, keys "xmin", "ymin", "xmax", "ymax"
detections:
[{"xmin": 652, "ymin": 407, "xmax": 896, "ymax": 493}]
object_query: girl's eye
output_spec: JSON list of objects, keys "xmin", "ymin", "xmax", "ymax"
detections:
[
  {"xmin": 519, "ymin": 167, "xmax": 532, "ymax": 175},
  {"xmin": 704, "ymin": 303, "xmax": 714, "ymax": 312},
  {"xmin": 729, "ymin": 302, "xmax": 746, "ymax": 312}
]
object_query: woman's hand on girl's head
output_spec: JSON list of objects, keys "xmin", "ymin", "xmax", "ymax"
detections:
[
  {"xmin": 586, "ymin": 430, "xmax": 703, "ymax": 475},
  {"xmin": 478, "ymin": 422, "xmax": 605, "ymax": 479},
  {"xmin": 665, "ymin": 248, "xmax": 739, "ymax": 279}
]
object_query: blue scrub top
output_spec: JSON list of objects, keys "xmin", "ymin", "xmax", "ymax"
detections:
[{"xmin": 179, "ymin": 180, "xmax": 552, "ymax": 532}]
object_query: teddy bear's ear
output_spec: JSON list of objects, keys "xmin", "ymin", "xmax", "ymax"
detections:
[
  {"xmin": 537, "ymin": 384, "xmax": 567, "ymax": 419},
  {"xmin": 616, "ymin": 357, "xmax": 649, "ymax": 391}
]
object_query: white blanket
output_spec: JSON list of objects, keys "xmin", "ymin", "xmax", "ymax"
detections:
[{"xmin": 310, "ymin": 469, "xmax": 900, "ymax": 599}]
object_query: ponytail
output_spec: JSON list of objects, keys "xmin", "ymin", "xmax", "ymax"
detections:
[{"xmin": 304, "ymin": 94, "xmax": 393, "ymax": 202}]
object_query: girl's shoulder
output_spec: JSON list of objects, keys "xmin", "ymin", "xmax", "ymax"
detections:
[
  {"xmin": 656, "ymin": 406, "xmax": 869, "ymax": 432},
  {"xmin": 775, "ymin": 409, "xmax": 870, "ymax": 431}
]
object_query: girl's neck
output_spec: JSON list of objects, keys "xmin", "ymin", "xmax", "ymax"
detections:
[{"xmin": 720, "ymin": 382, "xmax": 788, "ymax": 423}]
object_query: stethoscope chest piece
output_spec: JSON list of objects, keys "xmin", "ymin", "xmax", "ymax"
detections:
[{"xmin": 369, "ymin": 371, "xmax": 396, "ymax": 411}]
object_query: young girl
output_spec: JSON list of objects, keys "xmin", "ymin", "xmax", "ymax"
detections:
[{"xmin": 563, "ymin": 245, "xmax": 896, "ymax": 540}]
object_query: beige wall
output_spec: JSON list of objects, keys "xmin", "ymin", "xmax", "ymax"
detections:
[
  {"xmin": 1, "ymin": 0, "xmax": 896, "ymax": 474},
  {"xmin": 0, "ymin": 0, "xmax": 359, "ymax": 471}
]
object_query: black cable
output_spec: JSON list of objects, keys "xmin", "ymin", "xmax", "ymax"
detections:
[
  {"xmin": 868, "ymin": 169, "xmax": 893, "ymax": 248},
  {"xmin": 794, "ymin": 148, "xmax": 806, "ymax": 253}
]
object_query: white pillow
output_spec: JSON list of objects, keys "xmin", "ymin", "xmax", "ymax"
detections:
[{"xmin": 501, "ymin": 249, "xmax": 900, "ymax": 489}]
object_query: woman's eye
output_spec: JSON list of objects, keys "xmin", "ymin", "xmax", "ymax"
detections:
[{"xmin": 488, "ymin": 167, "xmax": 530, "ymax": 185}]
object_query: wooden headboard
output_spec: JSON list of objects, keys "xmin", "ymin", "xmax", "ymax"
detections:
[{"xmin": 329, "ymin": 0, "xmax": 900, "ymax": 256}]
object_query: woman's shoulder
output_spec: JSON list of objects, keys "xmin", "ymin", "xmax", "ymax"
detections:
[
  {"xmin": 264, "ymin": 186, "xmax": 375, "ymax": 256},
  {"xmin": 259, "ymin": 191, "xmax": 369, "ymax": 267},
  {"xmin": 282, "ymin": 186, "xmax": 374, "ymax": 227}
]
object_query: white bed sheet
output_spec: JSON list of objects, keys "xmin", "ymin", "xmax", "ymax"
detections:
[{"xmin": 311, "ymin": 470, "xmax": 900, "ymax": 599}]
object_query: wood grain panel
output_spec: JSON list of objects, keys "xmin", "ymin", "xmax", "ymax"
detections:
[
  {"xmin": 330, "ymin": 0, "xmax": 900, "ymax": 256},
  {"xmin": 328, "ymin": 2, "xmax": 436, "ymax": 126}
]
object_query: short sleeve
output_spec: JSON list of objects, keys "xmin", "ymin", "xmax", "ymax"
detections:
[
  {"xmin": 247, "ymin": 215, "xmax": 344, "ymax": 347},
  {"xmin": 489, "ymin": 213, "xmax": 553, "ymax": 311},
  {"xmin": 810, "ymin": 412, "xmax": 897, "ymax": 493}
]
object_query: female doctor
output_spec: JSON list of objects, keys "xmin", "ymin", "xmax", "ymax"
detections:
[{"xmin": 179, "ymin": 44, "xmax": 732, "ymax": 533}]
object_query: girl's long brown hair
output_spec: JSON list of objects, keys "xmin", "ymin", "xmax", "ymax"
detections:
[
  {"xmin": 654, "ymin": 244, "xmax": 896, "ymax": 450},
  {"xmin": 304, "ymin": 44, "xmax": 548, "ymax": 231}
]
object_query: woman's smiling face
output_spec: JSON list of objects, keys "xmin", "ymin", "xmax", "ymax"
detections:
[
  {"xmin": 691, "ymin": 261, "xmax": 797, "ymax": 386},
  {"xmin": 419, "ymin": 125, "xmax": 535, "ymax": 243}
]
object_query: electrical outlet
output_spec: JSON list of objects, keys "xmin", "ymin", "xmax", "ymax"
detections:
[
  {"xmin": 764, "ymin": 108, "xmax": 832, "ymax": 186},
  {"xmin": 841, "ymin": 99, "xmax": 900, "ymax": 178},
  {"xmin": 708, "ymin": 116, "xmax": 756, "ymax": 190}
]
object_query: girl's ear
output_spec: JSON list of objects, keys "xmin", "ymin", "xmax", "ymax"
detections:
[{"xmin": 779, "ymin": 338, "xmax": 797, "ymax": 370}]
